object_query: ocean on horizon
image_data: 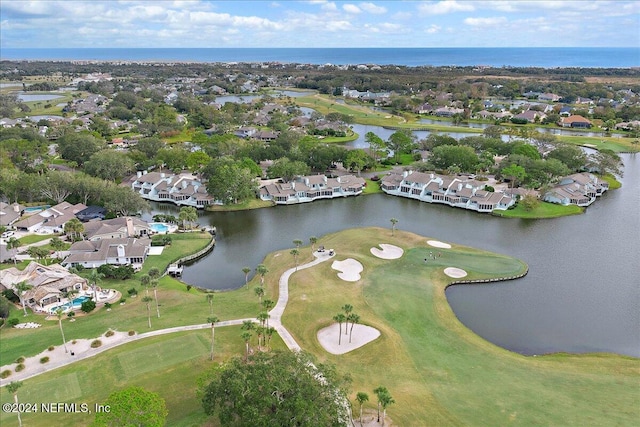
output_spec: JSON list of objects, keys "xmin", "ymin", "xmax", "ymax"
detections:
[{"xmin": 1, "ymin": 47, "xmax": 638, "ymax": 68}]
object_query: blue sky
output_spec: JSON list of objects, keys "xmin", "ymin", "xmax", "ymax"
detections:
[{"xmin": 1, "ymin": 1, "xmax": 639, "ymax": 48}]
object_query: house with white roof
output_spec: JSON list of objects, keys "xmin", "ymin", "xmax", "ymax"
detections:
[
  {"xmin": 381, "ymin": 171, "xmax": 514, "ymax": 213},
  {"xmin": 131, "ymin": 171, "xmax": 214, "ymax": 208},
  {"xmin": 13, "ymin": 202, "xmax": 87, "ymax": 233},
  {"xmin": 260, "ymin": 174, "xmax": 365, "ymax": 204},
  {"xmin": 542, "ymin": 173, "xmax": 608, "ymax": 207}
]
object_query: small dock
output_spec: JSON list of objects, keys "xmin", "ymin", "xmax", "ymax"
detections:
[{"xmin": 167, "ymin": 263, "xmax": 183, "ymax": 276}]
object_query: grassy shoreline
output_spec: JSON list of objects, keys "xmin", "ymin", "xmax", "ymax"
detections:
[{"xmin": 0, "ymin": 228, "xmax": 637, "ymax": 426}]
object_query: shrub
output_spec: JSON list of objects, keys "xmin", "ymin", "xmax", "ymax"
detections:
[
  {"xmin": 90, "ymin": 340, "xmax": 102, "ymax": 348},
  {"xmin": 40, "ymin": 356, "xmax": 50, "ymax": 364},
  {"xmin": 67, "ymin": 311, "xmax": 75, "ymax": 318},
  {"xmin": 127, "ymin": 288, "xmax": 138, "ymax": 297},
  {"xmin": 48, "ymin": 346, "xmax": 55, "ymax": 351},
  {"xmin": 72, "ymin": 340, "xmax": 77, "ymax": 344},
  {"xmin": 104, "ymin": 302, "xmax": 112, "ymax": 309},
  {"xmin": 81, "ymin": 300, "xmax": 96, "ymax": 313},
  {"xmin": 15, "ymin": 364, "xmax": 25, "ymax": 372},
  {"xmin": 15, "ymin": 357, "xmax": 25, "ymax": 364},
  {"xmin": 1, "ymin": 370, "xmax": 11, "ymax": 379},
  {"xmin": 128, "ymin": 330, "xmax": 135, "ymax": 336},
  {"xmin": 8, "ymin": 318, "xmax": 19, "ymax": 327},
  {"xmin": 484, "ymin": 185, "xmax": 495, "ymax": 192},
  {"xmin": 186, "ymin": 285, "xmax": 192, "ymax": 292},
  {"xmin": 105, "ymin": 330, "xmax": 115, "ymax": 337},
  {"xmin": 119, "ymin": 298, "xmax": 126, "ymax": 304}
]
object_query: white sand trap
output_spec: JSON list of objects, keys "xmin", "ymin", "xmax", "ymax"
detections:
[
  {"xmin": 428, "ymin": 240, "xmax": 452, "ymax": 249},
  {"xmin": 444, "ymin": 267, "xmax": 468, "ymax": 278},
  {"xmin": 317, "ymin": 323, "xmax": 381, "ymax": 355},
  {"xmin": 370, "ymin": 244, "xmax": 404, "ymax": 260},
  {"xmin": 331, "ymin": 258, "xmax": 363, "ymax": 282}
]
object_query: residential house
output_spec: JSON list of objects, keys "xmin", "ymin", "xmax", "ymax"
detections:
[
  {"xmin": 82, "ymin": 217, "xmax": 151, "ymax": 241},
  {"xmin": 131, "ymin": 171, "xmax": 215, "ymax": 208},
  {"xmin": 542, "ymin": 172, "xmax": 608, "ymax": 207},
  {"xmin": 260, "ymin": 174, "xmax": 365, "ymax": 204},
  {"xmin": 0, "ymin": 202, "xmax": 23, "ymax": 227},
  {"xmin": 513, "ymin": 110, "xmax": 546, "ymax": 123},
  {"xmin": 62, "ymin": 237, "xmax": 151, "ymax": 270},
  {"xmin": 0, "ymin": 262, "xmax": 87, "ymax": 311},
  {"xmin": 558, "ymin": 115, "xmax": 592, "ymax": 128},
  {"xmin": 381, "ymin": 171, "xmax": 514, "ymax": 213},
  {"xmin": 75, "ymin": 206, "xmax": 106, "ymax": 222},
  {"xmin": 538, "ymin": 93, "xmax": 562, "ymax": 102},
  {"xmin": 434, "ymin": 106, "xmax": 465, "ymax": 117},
  {"xmin": 13, "ymin": 202, "xmax": 87, "ymax": 233}
]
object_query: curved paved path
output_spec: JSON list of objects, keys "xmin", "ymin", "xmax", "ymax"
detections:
[{"xmin": 0, "ymin": 251, "xmax": 334, "ymax": 386}]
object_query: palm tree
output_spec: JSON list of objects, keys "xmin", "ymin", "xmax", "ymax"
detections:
[
  {"xmin": 254, "ymin": 286, "xmax": 264, "ymax": 305},
  {"xmin": 206, "ymin": 292, "xmax": 215, "ymax": 315},
  {"xmin": 265, "ymin": 326, "xmax": 275, "ymax": 350},
  {"xmin": 64, "ymin": 218, "xmax": 84, "ymax": 241},
  {"xmin": 6, "ymin": 381, "xmax": 24, "ymax": 427},
  {"xmin": 390, "ymin": 218, "xmax": 398, "ymax": 236},
  {"xmin": 348, "ymin": 313, "xmax": 360, "ymax": 343},
  {"xmin": 293, "ymin": 239, "xmax": 303, "ymax": 248},
  {"xmin": 262, "ymin": 299, "xmax": 275, "ymax": 327},
  {"xmin": 255, "ymin": 325, "xmax": 265, "ymax": 348},
  {"xmin": 342, "ymin": 304, "xmax": 353, "ymax": 333},
  {"xmin": 140, "ymin": 274, "xmax": 151, "ymax": 296},
  {"xmin": 309, "ymin": 236, "xmax": 318, "ymax": 252},
  {"xmin": 6, "ymin": 237, "xmax": 21, "ymax": 266},
  {"xmin": 373, "ymin": 386, "xmax": 389, "ymax": 423},
  {"xmin": 333, "ymin": 313, "xmax": 346, "ymax": 345},
  {"xmin": 241, "ymin": 331, "xmax": 252, "ymax": 360},
  {"xmin": 242, "ymin": 266, "xmax": 251, "ymax": 287},
  {"xmin": 207, "ymin": 316, "xmax": 219, "ymax": 361},
  {"xmin": 88, "ymin": 269, "xmax": 104, "ymax": 303},
  {"xmin": 255, "ymin": 264, "xmax": 268, "ymax": 285},
  {"xmin": 380, "ymin": 390, "xmax": 395, "ymax": 426},
  {"xmin": 257, "ymin": 311, "xmax": 269, "ymax": 329},
  {"xmin": 148, "ymin": 267, "xmax": 160, "ymax": 281},
  {"xmin": 142, "ymin": 296, "xmax": 153, "ymax": 328},
  {"xmin": 50, "ymin": 236, "xmax": 65, "ymax": 259},
  {"xmin": 290, "ymin": 248, "xmax": 299, "ymax": 270},
  {"xmin": 151, "ymin": 279, "xmax": 160, "ymax": 318},
  {"xmin": 356, "ymin": 392, "xmax": 369, "ymax": 426},
  {"xmin": 14, "ymin": 281, "xmax": 32, "ymax": 317},
  {"xmin": 55, "ymin": 308, "xmax": 69, "ymax": 353}
]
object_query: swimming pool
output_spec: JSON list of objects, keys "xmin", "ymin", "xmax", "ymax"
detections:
[
  {"xmin": 149, "ymin": 222, "xmax": 170, "ymax": 233},
  {"xmin": 49, "ymin": 296, "xmax": 90, "ymax": 313},
  {"xmin": 24, "ymin": 205, "xmax": 50, "ymax": 213}
]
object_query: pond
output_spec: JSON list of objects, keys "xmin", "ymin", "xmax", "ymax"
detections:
[
  {"xmin": 17, "ymin": 93, "xmax": 64, "ymax": 102},
  {"xmin": 144, "ymin": 154, "xmax": 639, "ymax": 357}
]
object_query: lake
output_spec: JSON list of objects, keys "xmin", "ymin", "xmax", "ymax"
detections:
[{"xmin": 144, "ymin": 153, "xmax": 639, "ymax": 357}]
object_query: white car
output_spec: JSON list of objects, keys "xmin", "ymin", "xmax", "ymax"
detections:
[{"xmin": 1, "ymin": 230, "xmax": 15, "ymax": 239}]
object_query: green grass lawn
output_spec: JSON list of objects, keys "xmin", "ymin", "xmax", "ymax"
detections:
[
  {"xmin": 493, "ymin": 201, "xmax": 584, "ymax": 219},
  {"xmin": 17, "ymin": 234, "xmax": 56, "ymax": 245},
  {"xmin": 0, "ymin": 328, "xmax": 288, "ymax": 427},
  {"xmin": 281, "ymin": 228, "xmax": 639, "ymax": 426},
  {"xmin": 1, "ymin": 228, "xmax": 637, "ymax": 426}
]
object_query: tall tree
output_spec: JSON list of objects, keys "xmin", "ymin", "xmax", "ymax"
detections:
[
  {"xmin": 142, "ymin": 296, "xmax": 153, "ymax": 328},
  {"xmin": 88, "ymin": 269, "xmax": 104, "ymax": 303},
  {"xmin": 309, "ymin": 236, "xmax": 318, "ymax": 252},
  {"xmin": 55, "ymin": 308, "xmax": 68, "ymax": 353},
  {"xmin": 178, "ymin": 206, "xmax": 198, "ymax": 230},
  {"xmin": 64, "ymin": 218, "xmax": 85, "ymax": 242},
  {"xmin": 365, "ymin": 131, "xmax": 386, "ymax": 164},
  {"xmin": 356, "ymin": 392, "xmax": 369, "ymax": 426},
  {"xmin": 254, "ymin": 286, "xmax": 265, "ymax": 305},
  {"xmin": 342, "ymin": 304, "xmax": 354, "ymax": 332},
  {"xmin": 293, "ymin": 239, "xmax": 303, "ymax": 248},
  {"xmin": 380, "ymin": 390, "xmax": 395, "ymax": 426},
  {"xmin": 255, "ymin": 264, "xmax": 268, "ymax": 285},
  {"xmin": 6, "ymin": 237, "xmax": 21, "ymax": 265},
  {"xmin": 373, "ymin": 386, "xmax": 389, "ymax": 423},
  {"xmin": 386, "ymin": 130, "xmax": 414, "ymax": 163},
  {"xmin": 206, "ymin": 292, "xmax": 215, "ymax": 315},
  {"xmin": 151, "ymin": 279, "xmax": 160, "ymax": 318},
  {"xmin": 93, "ymin": 386, "xmax": 168, "ymax": 427},
  {"xmin": 241, "ymin": 331, "xmax": 252, "ymax": 360},
  {"xmin": 49, "ymin": 236, "xmax": 65, "ymax": 259},
  {"xmin": 348, "ymin": 313, "xmax": 360, "ymax": 343},
  {"xmin": 200, "ymin": 351, "xmax": 351, "ymax": 427},
  {"xmin": 390, "ymin": 218, "xmax": 398, "ymax": 236},
  {"xmin": 333, "ymin": 313, "xmax": 346, "ymax": 345},
  {"xmin": 207, "ymin": 316, "xmax": 219, "ymax": 361},
  {"xmin": 6, "ymin": 381, "xmax": 24, "ymax": 427},
  {"xmin": 14, "ymin": 281, "xmax": 32, "ymax": 317},
  {"xmin": 290, "ymin": 248, "xmax": 300, "ymax": 270},
  {"xmin": 242, "ymin": 266, "xmax": 251, "ymax": 287}
]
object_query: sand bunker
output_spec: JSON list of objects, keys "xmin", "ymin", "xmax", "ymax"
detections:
[
  {"xmin": 331, "ymin": 259, "xmax": 363, "ymax": 282},
  {"xmin": 427, "ymin": 240, "xmax": 452, "ymax": 249},
  {"xmin": 370, "ymin": 244, "xmax": 404, "ymax": 260},
  {"xmin": 317, "ymin": 323, "xmax": 381, "ymax": 355},
  {"xmin": 444, "ymin": 267, "xmax": 468, "ymax": 278}
]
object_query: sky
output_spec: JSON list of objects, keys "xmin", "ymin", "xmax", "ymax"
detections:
[{"xmin": 1, "ymin": 0, "xmax": 639, "ymax": 49}]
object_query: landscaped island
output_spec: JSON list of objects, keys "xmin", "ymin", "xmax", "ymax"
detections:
[{"xmin": 1, "ymin": 228, "xmax": 637, "ymax": 426}]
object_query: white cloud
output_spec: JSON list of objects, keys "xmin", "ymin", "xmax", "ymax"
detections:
[
  {"xmin": 464, "ymin": 16, "xmax": 507, "ymax": 26},
  {"xmin": 343, "ymin": 4, "xmax": 361, "ymax": 14},
  {"xmin": 425, "ymin": 24, "xmax": 441, "ymax": 34},
  {"xmin": 418, "ymin": 1, "xmax": 475, "ymax": 15},
  {"xmin": 359, "ymin": 2, "xmax": 387, "ymax": 14}
]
